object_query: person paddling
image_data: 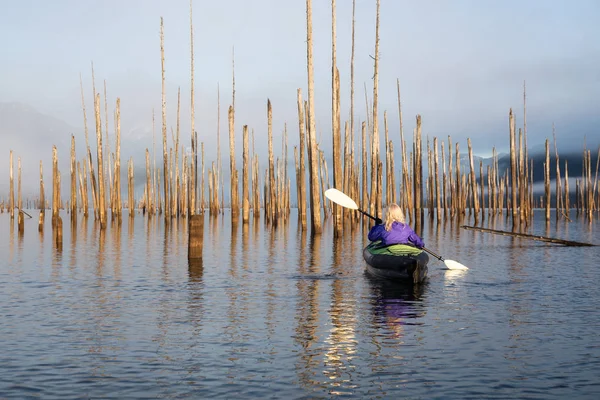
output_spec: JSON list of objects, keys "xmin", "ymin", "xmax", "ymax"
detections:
[{"xmin": 367, "ymin": 203, "xmax": 424, "ymax": 248}]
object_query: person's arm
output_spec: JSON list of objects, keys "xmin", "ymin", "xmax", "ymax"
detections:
[
  {"xmin": 408, "ymin": 229, "xmax": 425, "ymax": 248},
  {"xmin": 368, "ymin": 225, "xmax": 383, "ymax": 242}
]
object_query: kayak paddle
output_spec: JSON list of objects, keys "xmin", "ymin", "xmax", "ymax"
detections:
[{"xmin": 324, "ymin": 188, "xmax": 469, "ymax": 270}]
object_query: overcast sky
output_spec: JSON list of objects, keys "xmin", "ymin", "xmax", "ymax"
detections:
[{"xmin": 1, "ymin": 0, "xmax": 599, "ymax": 196}]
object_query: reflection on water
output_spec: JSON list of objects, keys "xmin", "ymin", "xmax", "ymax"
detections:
[
  {"xmin": 367, "ymin": 276, "xmax": 427, "ymax": 340},
  {"xmin": 0, "ymin": 209, "xmax": 599, "ymax": 399}
]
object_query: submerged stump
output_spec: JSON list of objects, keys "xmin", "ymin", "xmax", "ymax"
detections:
[{"xmin": 188, "ymin": 214, "xmax": 203, "ymax": 259}]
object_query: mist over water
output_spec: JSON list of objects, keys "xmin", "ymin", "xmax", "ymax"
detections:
[{"xmin": 1, "ymin": 210, "xmax": 599, "ymax": 399}]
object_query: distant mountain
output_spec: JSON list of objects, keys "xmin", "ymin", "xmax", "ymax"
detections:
[
  {"xmin": 0, "ymin": 102, "xmax": 75, "ymax": 152},
  {"xmin": 492, "ymin": 148, "xmax": 598, "ymax": 183},
  {"xmin": 0, "ymin": 102, "xmax": 149, "ymax": 199}
]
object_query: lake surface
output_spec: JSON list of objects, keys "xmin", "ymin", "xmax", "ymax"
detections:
[{"xmin": 1, "ymin": 209, "xmax": 599, "ymax": 399}]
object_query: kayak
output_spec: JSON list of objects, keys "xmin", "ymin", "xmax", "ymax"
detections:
[{"xmin": 363, "ymin": 241, "xmax": 429, "ymax": 284}]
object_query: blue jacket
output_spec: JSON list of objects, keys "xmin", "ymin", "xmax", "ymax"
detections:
[{"xmin": 368, "ymin": 221, "xmax": 425, "ymax": 248}]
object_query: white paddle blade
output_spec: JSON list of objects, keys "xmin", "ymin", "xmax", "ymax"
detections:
[
  {"xmin": 445, "ymin": 259, "xmax": 469, "ymax": 270},
  {"xmin": 324, "ymin": 188, "xmax": 358, "ymax": 210}
]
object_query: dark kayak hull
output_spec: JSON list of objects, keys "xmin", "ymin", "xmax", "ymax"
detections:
[{"xmin": 363, "ymin": 246, "xmax": 429, "ymax": 284}]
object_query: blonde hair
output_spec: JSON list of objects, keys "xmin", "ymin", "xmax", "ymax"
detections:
[{"xmin": 384, "ymin": 203, "xmax": 405, "ymax": 231}]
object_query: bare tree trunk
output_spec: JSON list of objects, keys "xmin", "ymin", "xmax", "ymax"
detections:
[
  {"xmin": 115, "ymin": 98, "xmax": 122, "ymax": 219},
  {"xmin": 160, "ymin": 17, "xmax": 169, "ymax": 221},
  {"xmin": 94, "ymin": 93, "xmax": 106, "ymax": 229},
  {"xmin": 468, "ymin": 138, "xmax": 479, "ymax": 224},
  {"xmin": 52, "ymin": 146, "xmax": 59, "ymax": 223},
  {"xmin": 189, "ymin": 0, "xmax": 196, "ymax": 216},
  {"xmin": 553, "ymin": 127, "xmax": 562, "ymax": 220},
  {"xmin": 128, "ymin": 157, "xmax": 134, "ymax": 216},
  {"xmin": 509, "ymin": 109, "xmax": 517, "ymax": 226},
  {"xmin": 216, "ymin": 85, "xmax": 222, "ymax": 214},
  {"xmin": 173, "ymin": 88, "xmax": 181, "ymax": 218},
  {"xmin": 564, "ymin": 160, "xmax": 569, "ymax": 217},
  {"xmin": 545, "ymin": 139, "xmax": 551, "ymax": 222},
  {"xmin": 306, "ymin": 0, "xmax": 322, "ymax": 234},
  {"xmin": 384, "ymin": 111, "xmax": 390, "ymax": 207},
  {"xmin": 434, "ymin": 137, "xmax": 441, "ymax": 222},
  {"xmin": 369, "ymin": 0, "xmax": 381, "ymax": 216},
  {"xmin": 9, "ymin": 150, "xmax": 14, "ymax": 219},
  {"xmin": 331, "ymin": 0, "xmax": 342, "ymax": 235},
  {"xmin": 480, "ymin": 160, "xmax": 485, "ymax": 222},
  {"xmin": 242, "ymin": 124, "xmax": 250, "ymax": 222},
  {"xmin": 267, "ymin": 99, "xmax": 275, "ymax": 223},
  {"xmin": 228, "ymin": 105, "xmax": 238, "ymax": 218},
  {"xmin": 398, "ymin": 80, "xmax": 410, "ymax": 214},
  {"xmin": 350, "ymin": 0, "xmax": 356, "ymax": 213},
  {"xmin": 145, "ymin": 150, "xmax": 151, "ymax": 214},
  {"xmin": 441, "ymin": 143, "xmax": 447, "ymax": 218},
  {"xmin": 413, "ymin": 116, "xmax": 423, "ymax": 229},
  {"xmin": 17, "ymin": 157, "xmax": 22, "ymax": 231},
  {"xmin": 361, "ymin": 121, "xmax": 368, "ymax": 214},
  {"xmin": 39, "ymin": 160, "xmax": 46, "ymax": 230},
  {"xmin": 201, "ymin": 142, "xmax": 205, "ymax": 213},
  {"xmin": 70, "ymin": 135, "xmax": 77, "ymax": 222},
  {"xmin": 455, "ymin": 142, "xmax": 462, "ymax": 217},
  {"xmin": 448, "ymin": 136, "xmax": 454, "ymax": 218},
  {"xmin": 297, "ymin": 89, "xmax": 307, "ymax": 229}
]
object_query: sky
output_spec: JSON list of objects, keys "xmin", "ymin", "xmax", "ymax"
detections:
[{"xmin": 1, "ymin": 0, "xmax": 599, "ymax": 197}]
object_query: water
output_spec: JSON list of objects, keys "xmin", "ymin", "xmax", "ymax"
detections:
[{"xmin": 1, "ymin": 210, "xmax": 599, "ymax": 399}]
